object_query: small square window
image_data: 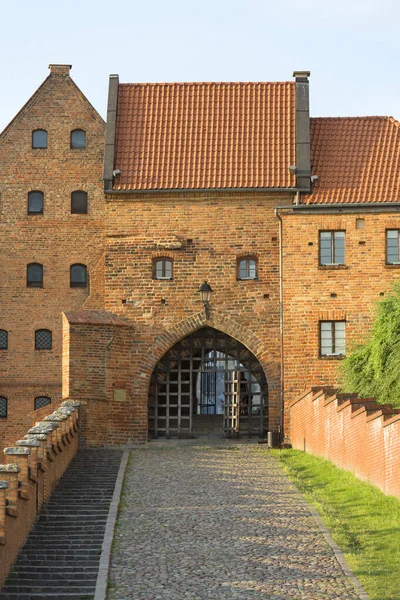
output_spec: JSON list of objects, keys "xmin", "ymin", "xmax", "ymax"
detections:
[
  {"xmin": 32, "ymin": 129, "xmax": 48, "ymax": 149},
  {"xmin": 70, "ymin": 264, "xmax": 87, "ymax": 287},
  {"xmin": 0, "ymin": 330, "xmax": 8, "ymax": 350},
  {"xmin": 386, "ymin": 230, "xmax": 400, "ymax": 264},
  {"xmin": 319, "ymin": 231, "xmax": 345, "ymax": 265},
  {"xmin": 71, "ymin": 191, "xmax": 88, "ymax": 214},
  {"xmin": 71, "ymin": 129, "xmax": 86, "ymax": 149},
  {"xmin": 27, "ymin": 263, "xmax": 43, "ymax": 288},
  {"xmin": 237, "ymin": 257, "xmax": 257, "ymax": 280},
  {"xmin": 34, "ymin": 396, "xmax": 51, "ymax": 410},
  {"xmin": 28, "ymin": 191, "xmax": 44, "ymax": 215},
  {"xmin": 35, "ymin": 329, "xmax": 52, "ymax": 350},
  {"xmin": 153, "ymin": 258, "xmax": 173, "ymax": 280},
  {"xmin": 0, "ymin": 397, "xmax": 7, "ymax": 418},
  {"xmin": 320, "ymin": 321, "xmax": 346, "ymax": 356}
]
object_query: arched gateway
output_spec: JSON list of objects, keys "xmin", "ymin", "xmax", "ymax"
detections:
[{"xmin": 148, "ymin": 327, "xmax": 268, "ymax": 438}]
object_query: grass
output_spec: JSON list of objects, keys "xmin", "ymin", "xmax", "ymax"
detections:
[{"xmin": 271, "ymin": 449, "xmax": 400, "ymax": 600}]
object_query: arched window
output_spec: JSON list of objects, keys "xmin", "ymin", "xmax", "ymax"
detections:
[
  {"xmin": 32, "ymin": 129, "xmax": 48, "ymax": 149},
  {"xmin": 28, "ymin": 191, "xmax": 44, "ymax": 215},
  {"xmin": 0, "ymin": 330, "xmax": 8, "ymax": 350},
  {"xmin": 70, "ymin": 129, "xmax": 86, "ymax": 149},
  {"xmin": 237, "ymin": 256, "xmax": 258, "ymax": 280},
  {"xmin": 0, "ymin": 397, "xmax": 7, "ymax": 418},
  {"xmin": 35, "ymin": 329, "xmax": 52, "ymax": 350},
  {"xmin": 71, "ymin": 190, "xmax": 88, "ymax": 214},
  {"xmin": 34, "ymin": 396, "xmax": 51, "ymax": 410},
  {"xmin": 27, "ymin": 263, "xmax": 43, "ymax": 288},
  {"xmin": 70, "ymin": 264, "xmax": 87, "ymax": 287},
  {"xmin": 153, "ymin": 257, "xmax": 173, "ymax": 280}
]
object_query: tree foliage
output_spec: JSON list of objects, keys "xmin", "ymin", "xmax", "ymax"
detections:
[{"xmin": 341, "ymin": 283, "xmax": 400, "ymax": 407}]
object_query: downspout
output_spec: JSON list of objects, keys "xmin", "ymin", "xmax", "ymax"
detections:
[{"xmin": 274, "ymin": 207, "xmax": 284, "ymax": 443}]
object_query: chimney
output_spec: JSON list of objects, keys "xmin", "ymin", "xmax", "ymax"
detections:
[
  {"xmin": 293, "ymin": 71, "xmax": 311, "ymax": 192},
  {"xmin": 103, "ymin": 74, "xmax": 119, "ymax": 192},
  {"xmin": 48, "ymin": 64, "xmax": 72, "ymax": 76}
]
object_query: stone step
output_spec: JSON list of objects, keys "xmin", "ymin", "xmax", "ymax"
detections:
[{"xmin": 0, "ymin": 449, "xmax": 123, "ymax": 596}]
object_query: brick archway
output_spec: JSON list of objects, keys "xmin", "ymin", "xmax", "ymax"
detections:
[{"xmin": 133, "ymin": 310, "xmax": 279, "ymax": 402}]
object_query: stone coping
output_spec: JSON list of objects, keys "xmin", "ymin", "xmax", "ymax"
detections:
[
  {"xmin": 16, "ymin": 439, "xmax": 41, "ymax": 447},
  {"xmin": 4, "ymin": 447, "xmax": 31, "ymax": 456},
  {"xmin": 0, "ymin": 465, "xmax": 20, "ymax": 473},
  {"xmin": 24, "ymin": 434, "xmax": 47, "ymax": 441}
]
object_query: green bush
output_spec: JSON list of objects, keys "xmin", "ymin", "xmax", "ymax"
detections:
[{"xmin": 341, "ymin": 283, "xmax": 400, "ymax": 407}]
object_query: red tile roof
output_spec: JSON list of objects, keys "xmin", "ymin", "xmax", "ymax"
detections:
[
  {"xmin": 305, "ymin": 117, "xmax": 400, "ymax": 204},
  {"xmin": 114, "ymin": 82, "xmax": 296, "ymax": 191}
]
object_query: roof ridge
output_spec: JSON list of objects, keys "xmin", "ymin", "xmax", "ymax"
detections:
[
  {"xmin": 311, "ymin": 115, "xmax": 393, "ymax": 121},
  {"xmin": 118, "ymin": 81, "xmax": 295, "ymax": 87}
]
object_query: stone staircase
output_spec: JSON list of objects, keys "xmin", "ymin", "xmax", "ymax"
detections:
[{"xmin": 0, "ymin": 449, "xmax": 123, "ymax": 599}]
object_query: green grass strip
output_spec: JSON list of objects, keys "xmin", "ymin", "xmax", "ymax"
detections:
[{"xmin": 271, "ymin": 449, "xmax": 400, "ymax": 600}]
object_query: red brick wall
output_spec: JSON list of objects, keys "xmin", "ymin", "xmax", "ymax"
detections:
[
  {"xmin": 102, "ymin": 192, "xmax": 288, "ymax": 443},
  {"xmin": 291, "ymin": 388, "xmax": 400, "ymax": 500},
  {"xmin": 0, "ymin": 66, "xmax": 105, "ymax": 445},
  {"xmin": 281, "ymin": 210, "xmax": 400, "ymax": 436}
]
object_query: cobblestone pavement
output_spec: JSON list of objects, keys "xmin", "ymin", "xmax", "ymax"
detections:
[{"xmin": 107, "ymin": 442, "xmax": 363, "ymax": 600}]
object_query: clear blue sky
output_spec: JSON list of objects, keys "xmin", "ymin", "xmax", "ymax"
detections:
[{"xmin": 1, "ymin": 0, "xmax": 399, "ymax": 131}]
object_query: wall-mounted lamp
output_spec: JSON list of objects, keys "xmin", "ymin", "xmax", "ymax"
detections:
[{"xmin": 199, "ymin": 281, "xmax": 213, "ymax": 319}]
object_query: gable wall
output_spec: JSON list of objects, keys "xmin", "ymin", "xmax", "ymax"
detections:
[{"xmin": 0, "ymin": 70, "xmax": 106, "ymax": 447}]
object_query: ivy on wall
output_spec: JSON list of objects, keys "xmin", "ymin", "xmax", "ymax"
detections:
[{"xmin": 341, "ymin": 283, "xmax": 400, "ymax": 408}]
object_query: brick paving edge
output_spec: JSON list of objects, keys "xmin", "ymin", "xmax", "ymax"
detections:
[
  {"xmin": 94, "ymin": 450, "xmax": 130, "ymax": 600},
  {"xmin": 283, "ymin": 461, "xmax": 370, "ymax": 600}
]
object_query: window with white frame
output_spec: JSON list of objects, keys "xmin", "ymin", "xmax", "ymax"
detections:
[
  {"xmin": 320, "ymin": 321, "xmax": 346, "ymax": 356},
  {"xmin": 319, "ymin": 231, "xmax": 345, "ymax": 265},
  {"xmin": 386, "ymin": 230, "xmax": 400, "ymax": 264}
]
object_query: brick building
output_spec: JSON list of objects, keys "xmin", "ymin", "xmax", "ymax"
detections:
[{"xmin": 1, "ymin": 65, "xmax": 400, "ymax": 447}]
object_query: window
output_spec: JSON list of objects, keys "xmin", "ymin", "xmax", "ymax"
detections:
[
  {"xmin": 319, "ymin": 231, "xmax": 345, "ymax": 265},
  {"xmin": 0, "ymin": 330, "xmax": 8, "ymax": 350},
  {"xmin": 237, "ymin": 257, "xmax": 257, "ymax": 280},
  {"xmin": 0, "ymin": 397, "xmax": 7, "ymax": 418},
  {"xmin": 386, "ymin": 230, "xmax": 400, "ymax": 264},
  {"xmin": 70, "ymin": 264, "xmax": 87, "ymax": 287},
  {"xmin": 70, "ymin": 129, "xmax": 86, "ymax": 149},
  {"xmin": 71, "ymin": 191, "xmax": 88, "ymax": 214},
  {"xmin": 28, "ymin": 191, "xmax": 44, "ymax": 215},
  {"xmin": 153, "ymin": 258, "xmax": 173, "ymax": 280},
  {"xmin": 34, "ymin": 396, "xmax": 51, "ymax": 410},
  {"xmin": 320, "ymin": 321, "xmax": 346, "ymax": 357},
  {"xmin": 27, "ymin": 263, "xmax": 43, "ymax": 288},
  {"xmin": 32, "ymin": 129, "xmax": 48, "ymax": 149},
  {"xmin": 35, "ymin": 329, "xmax": 52, "ymax": 350}
]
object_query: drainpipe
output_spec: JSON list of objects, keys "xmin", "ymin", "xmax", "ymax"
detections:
[{"xmin": 274, "ymin": 207, "xmax": 284, "ymax": 443}]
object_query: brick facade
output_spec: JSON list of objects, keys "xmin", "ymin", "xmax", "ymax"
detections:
[
  {"xmin": 0, "ymin": 65, "xmax": 105, "ymax": 448},
  {"xmin": 1, "ymin": 66, "xmax": 400, "ymax": 448},
  {"xmin": 280, "ymin": 208, "xmax": 400, "ymax": 436}
]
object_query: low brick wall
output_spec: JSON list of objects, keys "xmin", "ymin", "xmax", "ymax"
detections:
[
  {"xmin": 0, "ymin": 400, "xmax": 81, "ymax": 588},
  {"xmin": 291, "ymin": 387, "xmax": 400, "ymax": 500}
]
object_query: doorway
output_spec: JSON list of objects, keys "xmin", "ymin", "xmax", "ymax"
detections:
[{"xmin": 148, "ymin": 327, "xmax": 268, "ymax": 438}]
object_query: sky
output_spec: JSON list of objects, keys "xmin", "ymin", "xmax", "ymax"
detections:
[{"xmin": 1, "ymin": 0, "xmax": 399, "ymax": 132}]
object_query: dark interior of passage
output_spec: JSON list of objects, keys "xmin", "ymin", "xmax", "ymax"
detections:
[{"xmin": 148, "ymin": 327, "xmax": 268, "ymax": 438}]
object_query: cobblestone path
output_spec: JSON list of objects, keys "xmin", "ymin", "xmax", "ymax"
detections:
[{"xmin": 108, "ymin": 443, "xmax": 363, "ymax": 600}]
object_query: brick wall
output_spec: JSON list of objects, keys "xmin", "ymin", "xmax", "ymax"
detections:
[
  {"xmin": 68, "ymin": 192, "xmax": 291, "ymax": 444},
  {"xmin": 0, "ymin": 65, "xmax": 105, "ymax": 445},
  {"xmin": 281, "ymin": 210, "xmax": 400, "ymax": 436},
  {"xmin": 0, "ymin": 400, "xmax": 81, "ymax": 588},
  {"xmin": 291, "ymin": 387, "xmax": 400, "ymax": 500}
]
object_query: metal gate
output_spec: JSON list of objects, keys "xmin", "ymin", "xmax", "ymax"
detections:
[{"xmin": 148, "ymin": 327, "xmax": 268, "ymax": 438}]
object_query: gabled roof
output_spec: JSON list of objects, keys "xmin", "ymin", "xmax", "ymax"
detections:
[
  {"xmin": 113, "ymin": 81, "xmax": 297, "ymax": 191},
  {"xmin": 304, "ymin": 116, "xmax": 400, "ymax": 204}
]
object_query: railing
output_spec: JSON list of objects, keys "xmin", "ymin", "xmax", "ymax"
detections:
[{"xmin": 0, "ymin": 400, "xmax": 81, "ymax": 588}]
